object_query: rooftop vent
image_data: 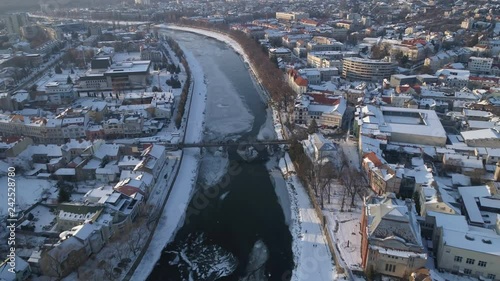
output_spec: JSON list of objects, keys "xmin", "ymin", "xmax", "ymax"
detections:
[{"xmin": 465, "ymin": 234, "xmax": 475, "ymax": 241}]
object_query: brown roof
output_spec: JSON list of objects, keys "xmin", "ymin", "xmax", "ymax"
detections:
[
  {"xmin": 295, "ymin": 76, "xmax": 308, "ymax": 87},
  {"xmin": 363, "ymin": 152, "xmax": 383, "ymax": 167},
  {"xmin": 307, "ymin": 93, "xmax": 340, "ymax": 105},
  {"xmin": 114, "ymin": 185, "xmax": 145, "ymax": 197}
]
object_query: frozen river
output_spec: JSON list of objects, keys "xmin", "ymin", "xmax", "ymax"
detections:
[{"xmin": 147, "ymin": 31, "xmax": 294, "ymax": 281}]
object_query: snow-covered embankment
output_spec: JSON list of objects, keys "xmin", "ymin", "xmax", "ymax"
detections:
[{"xmin": 130, "ymin": 48, "xmax": 207, "ymax": 280}]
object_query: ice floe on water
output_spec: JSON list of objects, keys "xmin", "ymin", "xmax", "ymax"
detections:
[
  {"xmin": 241, "ymin": 240, "xmax": 270, "ymax": 281},
  {"xmin": 170, "ymin": 233, "xmax": 238, "ymax": 281}
]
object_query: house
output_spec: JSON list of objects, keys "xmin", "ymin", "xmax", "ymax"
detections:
[
  {"xmin": 361, "ymin": 193, "xmax": 427, "ymax": 279},
  {"xmin": 287, "ymin": 69, "xmax": 308, "ymax": 94},
  {"xmin": 0, "ymin": 257, "xmax": 31, "ymax": 281},
  {"xmin": 134, "ymin": 144, "xmax": 166, "ymax": 178},
  {"xmin": 102, "ymin": 191, "xmax": 142, "ymax": 231},
  {"xmin": 293, "ymin": 93, "xmax": 346, "ymax": 128},
  {"xmin": 39, "ymin": 236, "xmax": 88, "ymax": 278},
  {"xmin": 95, "ymin": 163, "xmax": 119, "ymax": 183},
  {"xmin": 0, "ymin": 136, "xmax": 33, "ymax": 159},
  {"xmin": 368, "ymin": 164, "xmax": 403, "ymax": 195},
  {"xmin": 442, "ymin": 154, "xmax": 485, "ymax": 179},
  {"xmin": 301, "ymin": 133, "xmax": 337, "ymax": 162}
]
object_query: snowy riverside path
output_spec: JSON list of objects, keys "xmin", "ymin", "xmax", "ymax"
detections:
[
  {"xmin": 163, "ymin": 25, "xmax": 338, "ymax": 281},
  {"xmin": 130, "ymin": 47, "xmax": 207, "ymax": 280}
]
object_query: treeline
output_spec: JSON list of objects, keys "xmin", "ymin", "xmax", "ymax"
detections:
[
  {"xmin": 177, "ymin": 19, "xmax": 296, "ymax": 112},
  {"xmin": 165, "ymin": 36, "xmax": 192, "ymax": 129}
]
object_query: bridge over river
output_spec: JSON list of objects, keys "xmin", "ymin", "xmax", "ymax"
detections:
[{"xmin": 163, "ymin": 139, "xmax": 293, "ymax": 148}]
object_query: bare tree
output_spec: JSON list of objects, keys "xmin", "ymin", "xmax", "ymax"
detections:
[
  {"xmin": 127, "ymin": 226, "xmax": 146, "ymax": 256},
  {"xmin": 309, "ymin": 154, "xmax": 338, "ymax": 209},
  {"xmin": 344, "ymin": 168, "xmax": 365, "ymax": 208}
]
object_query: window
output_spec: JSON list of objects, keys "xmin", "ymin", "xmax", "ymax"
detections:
[
  {"xmin": 454, "ymin": 256, "xmax": 463, "ymax": 262},
  {"xmin": 487, "ymin": 274, "xmax": 496, "ymax": 279},
  {"xmin": 464, "ymin": 268, "xmax": 472, "ymax": 275},
  {"xmin": 385, "ymin": 264, "xmax": 396, "ymax": 272},
  {"xmin": 466, "ymin": 258, "xmax": 475, "ymax": 265},
  {"xmin": 478, "ymin": 261, "xmax": 487, "ymax": 267}
]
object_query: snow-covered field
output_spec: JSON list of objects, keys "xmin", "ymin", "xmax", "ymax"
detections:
[
  {"xmin": 130, "ymin": 46, "xmax": 207, "ymax": 280},
  {"xmin": 0, "ymin": 177, "xmax": 56, "ymax": 216}
]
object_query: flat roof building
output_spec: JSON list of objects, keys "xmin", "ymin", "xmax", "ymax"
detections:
[
  {"xmin": 357, "ymin": 105, "xmax": 447, "ymax": 146},
  {"xmin": 342, "ymin": 57, "xmax": 396, "ymax": 81}
]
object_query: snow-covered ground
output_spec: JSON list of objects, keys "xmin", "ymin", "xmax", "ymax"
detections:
[
  {"xmin": 28, "ymin": 205, "xmax": 56, "ymax": 232},
  {"xmin": 0, "ymin": 177, "xmax": 56, "ymax": 216},
  {"xmin": 160, "ymin": 25, "xmax": 250, "ymax": 64},
  {"xmin": 339, "ymin": 140, "xmax": 361, "ymax": 171},
  {"xmin": 130, "ymin": 46, "xmax": 207, "ymax": 280},
  {"xmin": 287, "ymin": 175, "xmax": 338, "ymax": 281}
]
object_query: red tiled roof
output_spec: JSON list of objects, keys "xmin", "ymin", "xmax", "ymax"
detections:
[
  {"xmin": 307, "ymin": 93, "xmax": 340, "ymax": 105},
  {"xmin": 0, "ymin": 136, "xmax": 23, "ymax": 144},
  {"xmin": 363, "ymin": 152, "xmax": 383, "ymax": 167},
  {"xmin": 469, "ymin": 76, "xmax": 499, "ymax": 82},
  {"xmin": 300, "ymin": 19, "xmax": 318, "ymax": 26},
  {"xmin": 114, "ymin": 185, "xmax": 145, "ymax": 197},
  {"xmin": 295, "ymin": 76, "xmax": 308, "ymax": 87}
]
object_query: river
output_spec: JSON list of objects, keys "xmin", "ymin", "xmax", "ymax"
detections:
[{"xmin": 147, "ymin": 31, "xmax": 294, "ymax": 281}]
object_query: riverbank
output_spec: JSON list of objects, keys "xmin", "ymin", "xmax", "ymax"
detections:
[
  {"xmin": 160, "ymin": 24, "xmax": 338, "ymax": 281},
  {"xmin": 130, "ymin": 46, "xmax": 208, "ymax": 280}
]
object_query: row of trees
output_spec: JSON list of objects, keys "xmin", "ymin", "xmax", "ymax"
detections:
[
  {"xmin": 164, "ymin": 36, "xmax": 191, "ymax": 129},
  {"xmin": 289, "ymin": 138, "xmax": 366, "ymax": 211}
]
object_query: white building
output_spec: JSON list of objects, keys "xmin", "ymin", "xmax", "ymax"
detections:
[
  {"xmin": 301, "ymin": 133, "xmax": 337, "ymax": 162},
  {"xmin": 468, "ymin": 57, "xmax": 494, "ymax": 74},
  {"xmin": 293, "ymin": 93, "xmax": 346, "ymax": 128},
  {"xmin": 356, "ymin": 105, "xmax": 447, "ymax": 146}
]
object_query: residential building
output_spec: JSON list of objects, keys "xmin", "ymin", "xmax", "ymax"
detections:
[
  {"xmin": 269, "ymin": 48, "xmax": 292, "ymax": 61},
  {"xmin": 134, "ymin": 144, "xmax": 166, "ymax": 178},
  {"xmin": 468, "ymin": 57, "xmax": 494, "ymax": 74},
  {"xmin": 461, "ymin": 129, "xmax": 500, "ymax": 148},
  {"xmin": 292, "ymin": 93, "xmax": 346, "ymax": 128},
  {"xmin": 342, "ymin": 57, "xmax": 396, "ymax": 81},
  {"xmin": 287, "ymin": 69, "xmax": 308, "ymax": 94},
  {"xmin": 275, "ymin": 12, "xmax": 309, "ymax": 21},
  {"xmin": 0, "ymin": 257, "xmax": 31, "ymax": 281},
  {"xmin": 301, "ymin": 133, "xmax": 337, "ymax": 162}
]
